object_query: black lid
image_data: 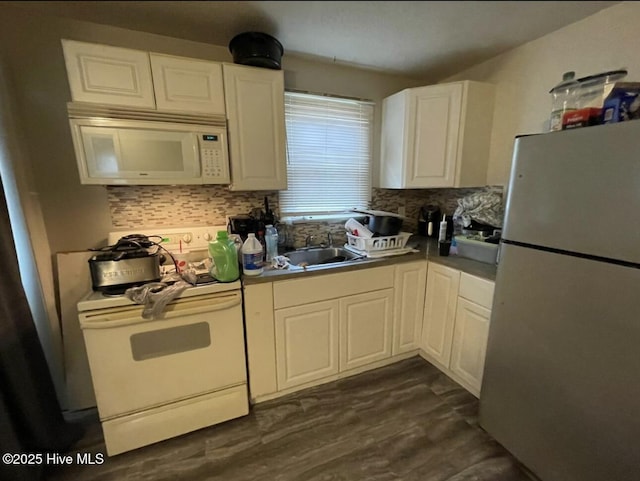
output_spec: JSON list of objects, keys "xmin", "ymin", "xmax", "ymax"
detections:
[{"xmin": 576, "ymin": 69, "xmax": 628, "ymax": 85}]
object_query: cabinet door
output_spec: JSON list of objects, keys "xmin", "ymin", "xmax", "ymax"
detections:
[
  {"xmin": 275, "ymin": 300, "xmax": 339, "ymax": 390},
  {"xmin": 405, "ymin": 83, "xmax": 462, "ymax": 188},
  {"xmin": 450, "ymin": 298, "xmax": 491, "ymax": 396},
  {"xmin": 62, "ymin": 40, "xmax": 155, "ymax": 109},
  {"xmin": 421, "ymin": 263, "xmax": 460, "ymax": 368},
  {"xmin": 340, "ymin": 289, "xmax": 393, "ymax": 371},
  {"xmin": 223, "ymin": 64, "xmax": 287, "ymax": 190},
  {"xmin": 392, "ymin": 261, "xmax": 427, "ymax": 355},
  {"xmin": 150, "ymin": 54, "xmax": 225, "ymax": 115}
]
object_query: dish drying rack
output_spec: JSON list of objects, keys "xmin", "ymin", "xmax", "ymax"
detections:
[{"xmin": 344, "ymin": 232, "xmax": 414, "ymax": 258}]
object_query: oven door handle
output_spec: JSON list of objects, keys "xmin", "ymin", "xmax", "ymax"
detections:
[{"xmin": 80, "ymin": 292, "xmax": 241, "ymax": 329}]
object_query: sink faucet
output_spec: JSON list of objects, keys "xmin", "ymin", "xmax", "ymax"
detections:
[
  {"xmin": 304, "ymin": 232, "xmax": 334, "ymax": 249},
  {"xmin": 305, "ymin": 234, "xmax": 316, "ymax": 248}
]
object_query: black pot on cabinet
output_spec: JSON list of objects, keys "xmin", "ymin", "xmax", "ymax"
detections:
[{"xmin": 229, "ymin": 32, "xmax": 284, "ymax": 70}]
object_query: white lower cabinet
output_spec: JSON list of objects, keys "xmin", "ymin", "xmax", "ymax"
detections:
[
  {"xmin": 275, "ymin": 300, "xmax": 339, "ymax": 390},
  {"xmin": 420, "ymin": 263, "xmax": 494, "ymax": 397},
  {"xmin": 393, "ymin": 261, "xmax": 427, "ymax": 355},
  {"xmin": 421, "ymin": 264, "xmax": 460, "ymax": 369},
  {"xmin": 275, "ymin": 290, "xmax": 393, "ymax": 391},
  {"xmin": 340, "ymin": 289, "xmax": 394, "ymax": 371},
  {"xmin": 450, "ymin": 298, "xmax": 491, "ymax": 394},
  {"xmin": 245, "ymin": 264, "xmax": 430, "ymax": 402}
]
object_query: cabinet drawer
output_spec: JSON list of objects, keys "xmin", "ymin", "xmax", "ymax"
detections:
[
  {"xmin": 273, "ymin": 266, "xmax": 394, "ymax": 310},
  {"xmin": 459, "ymin": 273, "xmax": 495, "ymax": 309}
]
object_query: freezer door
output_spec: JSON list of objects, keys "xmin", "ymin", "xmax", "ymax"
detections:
[
  {"xmin": 504, "ymin": 121, "xmax": 640, "ymax": 264},
  {"xmin": 480, "ymin": 243, "xmax": 640, "ymax": 481}
]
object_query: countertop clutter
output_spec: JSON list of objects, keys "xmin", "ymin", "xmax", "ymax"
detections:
[{"xmin": 242, "ymin": 237, "xmax": 496, "ymax": 285}]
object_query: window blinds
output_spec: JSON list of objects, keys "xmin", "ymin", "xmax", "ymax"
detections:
[{"xmin": 280, "ymin": 91, "xmax": 373, "ymax": 216}]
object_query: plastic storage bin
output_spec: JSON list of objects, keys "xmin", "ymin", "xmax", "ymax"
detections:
[{"xmin": 455, "ymin": 236, "xmax": 498, "ymax": 264}]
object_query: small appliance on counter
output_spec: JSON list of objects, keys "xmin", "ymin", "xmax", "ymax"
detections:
[
  {"xmin": 229, "ymin": 197, "xmax": 277, "ymax": 243},
  {"xmin": 418, "ymin": 205, "xmax": 441, "ymax": 238},
  {"xmin": 88, "ymin": 235, "xmax": 162, "ymax": 294},
  {"xmin": 228, "ymin": 215, "xmax": 261, "ymax": 242}
]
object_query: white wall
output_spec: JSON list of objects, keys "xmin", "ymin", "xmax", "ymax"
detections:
[{"xmin": 445, "ymin": 1, "xmax": 639, "ymax": 186}]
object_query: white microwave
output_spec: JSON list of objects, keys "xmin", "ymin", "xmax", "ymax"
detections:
[{"xmin": 69, "ymin": 118, "xmax": 230, "ymax": 185}]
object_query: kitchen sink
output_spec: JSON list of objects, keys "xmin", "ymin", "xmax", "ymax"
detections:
[{"xmin": 284, "ymin": 247, "xmax": 363, "ymax": 267}]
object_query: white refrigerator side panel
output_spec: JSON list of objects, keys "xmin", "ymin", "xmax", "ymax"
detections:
[
  {"xmin": 504, "ymin": 121, "xmax": 640, "ymax": 264},
  {"xmin": 480, "ymin": 243, "xmax": 640, "ymax": 481}
]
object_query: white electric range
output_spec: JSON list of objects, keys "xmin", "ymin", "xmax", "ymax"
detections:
[{"xmin": 77, "ymin": 225, "xmax": 248, "ymax": 456}]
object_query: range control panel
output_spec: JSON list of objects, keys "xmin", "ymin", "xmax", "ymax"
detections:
[{"xmin": 107, "ymin": 225, "xmax": 229, "ymax": 254}]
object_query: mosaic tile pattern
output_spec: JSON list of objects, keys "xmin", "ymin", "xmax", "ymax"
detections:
[
  {"xmin": 107, "ymin": 185, "xmax": 503, "ymax": 247},
  {"xmin": 107, "ymin": 186, "xmax": 279, "ymax": 229},
  {"xmin": 371, "ymin": 186, "xmax": 504, "ymax": 233}
]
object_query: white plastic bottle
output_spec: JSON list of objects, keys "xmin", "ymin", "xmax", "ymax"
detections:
[
  {"xmin": 241, "ymin": 233, "xmax": 263, "ymax": 276},
  {"xmin": 265, "ymin": 224, "xmax": 279, "ymax": 264},
  {"xmin": 438, "ymin": 214, "xmax": 448, "ymax": 242}
]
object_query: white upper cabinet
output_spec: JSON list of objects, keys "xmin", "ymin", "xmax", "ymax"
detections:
[
  {"xmin": 223, "ymin": 64, "xmax": 287, "ymax": 191},
  {"xmin": 62, "ymin": 40, "xmax": 225, "ymax": 116},
  {"xmin": 62, "ymin": 39, "xmax": 155, "ymax": 109},
  {"xmin": 379, "ymin": 80, "xmax": 495, "ymax": 189},
  {"xmin": 150, "ymin": 53, "xmax": 225, "ymax": 115}
]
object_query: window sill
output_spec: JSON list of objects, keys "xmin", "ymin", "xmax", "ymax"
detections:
[{"xmin": 281, "ymin": 213, "xmax": 366, "ymax": 224}]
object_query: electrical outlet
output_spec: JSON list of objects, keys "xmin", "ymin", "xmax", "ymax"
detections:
[{"xmin": 398, "ymin": 206, "xmax": 406, "ymax": 216}]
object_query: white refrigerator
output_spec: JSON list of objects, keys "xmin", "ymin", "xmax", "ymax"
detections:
[{"xmin": 480, "ymin": 120, "xmax": 640, "ymax": 481}]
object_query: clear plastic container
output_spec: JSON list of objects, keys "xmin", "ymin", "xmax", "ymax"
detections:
[
  {"xmin": 241, "ymin": 233, "xmax": 263, "ymax": 276},
  {"xmin": 208, "ymin": 231, "xmax": 239, "ymax": 282},
  {"xmin": 549, "ymin": 71, "xmax": 580, "ymax": 132},
  {"xmin": 265, "ymin": 224, "xmax": 279, "ymax": 264}
]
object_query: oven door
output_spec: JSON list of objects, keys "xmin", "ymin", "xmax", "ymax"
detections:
[{"xmin": 79, "ymin": 291, "xmax": 246, "ymax": 420}]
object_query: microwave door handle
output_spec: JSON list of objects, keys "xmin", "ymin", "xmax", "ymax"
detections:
[
  {"xmin": 113, "ymin": 129, "xmax": 124, "ymax": 171},
  {"xmin": 80, "ymin": 292, "xmax": 241, "ymax": 329},
  {"xmin": 192, "ymin": 133, "xmax": 200, "ymax": 176}
]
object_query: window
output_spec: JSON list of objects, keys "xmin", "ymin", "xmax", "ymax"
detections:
[{"xmin": 280, "ymin": 91, "xmax": 373, "ymax": 219}]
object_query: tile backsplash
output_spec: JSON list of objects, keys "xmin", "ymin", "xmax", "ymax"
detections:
[
  {"xmin": 107, "ymin": 185, "xmax": 502, "ymax": 248},
  {"xmin": 371, "ymin": 186, "xmax": 503, "ymax": 233},
  {"xmin": 107, "ymin": 186, "xmax": 279, "ymax": 229}
]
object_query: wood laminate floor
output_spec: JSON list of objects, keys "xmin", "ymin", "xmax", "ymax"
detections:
[{"xmin": 46, "ymin": 357, "xmax": 533, "ymax": 481}]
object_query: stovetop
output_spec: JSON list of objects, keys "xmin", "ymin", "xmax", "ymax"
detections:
[{"xmin": 79, "ymin": 225, "xmax": 241, "ymax": 312}]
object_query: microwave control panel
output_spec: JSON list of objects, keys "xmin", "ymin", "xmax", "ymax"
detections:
[{"xmin": 199, "ymin": 133, "xmax": 230, "ymax": 184}]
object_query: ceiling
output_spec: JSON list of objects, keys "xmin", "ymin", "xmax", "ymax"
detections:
[{"xmin": 5, "ymin": 1, "xmax": 618, "ymax": 81}]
